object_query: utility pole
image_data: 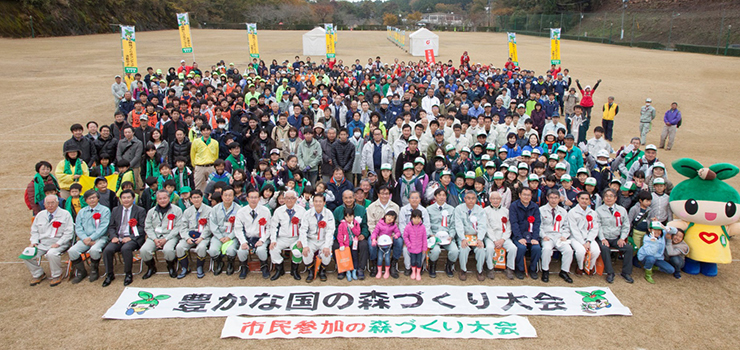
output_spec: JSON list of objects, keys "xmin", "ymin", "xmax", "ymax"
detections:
[
  {"xmin": 620, "ymin": 0, "xmax": 627, "ymax": 40},
  {"xmin": 726, "ymin": 25, "xmax": 733, "ymax": 56},
  {"xmin": 668, "ymin": 12, "xmax": 680, "ymax": 48},
  {"xmin": 30, "ymin": 15, "xmax": 34, "ymax": 38}
]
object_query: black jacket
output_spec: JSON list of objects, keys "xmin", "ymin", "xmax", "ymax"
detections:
[
  {"xmin": 94, "ymin": 135, "xmax": 118, "ymax": 162},
  {"xmin": 169, "ymin": 138, "xmax": 192, "ymax": 167},
  {"xmin": 331, "ymin": 139, "xmax": 355, "ymax": 173},
  {"xmin": 107, "ymin": 204, "xmax": 147, "ymax": 246},
  {"xmin": 63, "ymin": 136, "xmax": 98, "ymax": 166},
  {"xmin": 162, "ymin": 119, "xmax": 189, "ymax": 145}
]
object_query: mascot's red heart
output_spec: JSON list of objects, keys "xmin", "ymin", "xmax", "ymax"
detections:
[{"xmin": 699, "ymin": 232, "xmax": 718, "ymax": 244}]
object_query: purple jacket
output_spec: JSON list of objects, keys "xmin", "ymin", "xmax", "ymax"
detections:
[
  {"xmin": 403, "ymin": 222, "xmax": 427, "ymax": 254},
  {"xmin": 664, "ymin": 109, "xmax": 681, "ymax": 125}
]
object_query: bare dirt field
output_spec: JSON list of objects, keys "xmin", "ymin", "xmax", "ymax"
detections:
[{"xmin": 1, "ymin": 29, "xmax": 739, "ymax": 350}]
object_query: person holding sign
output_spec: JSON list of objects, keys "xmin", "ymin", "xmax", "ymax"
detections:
[
  {"xmin": 102, "ymin": 189, "xmax": 147, "ymax": 287},
  {"xmin": 268, "ymin": 190, "xmax": 306, "ymax": 281},
  {"xmin": 23, "ymin": 195, "xmax": 74, "ymax": 287},
  {"xmin": 234, "ymin": 188, "xmax": 272, "ymax": 279},
  {"xmin": 299, "ymin": 194, "xmax": 335, "ymax": 283},
  {"xmin": 175, "ymin": 189, "xmax": 212, "ymax": 279},
  {"xmin": 539, "ymin": 190, "xmax": 574, "ymax": 283},
  {"xmin": 484, "ymin": 191, "xmax": 517, "ymax": 280},
  {"xmin": 454, "ymin": 190, "xmax": 488, "ymax": 281},
  {"xmin": 142, "ymin": 189, "xmax": 183, "ymax": 279},
  {"xmin": 509, "ymin": 187, "xmax": 542, "ymax": 280},
  {"xmin": 208, "ymin": 187, "xmax": 242, "ymax": 276}
]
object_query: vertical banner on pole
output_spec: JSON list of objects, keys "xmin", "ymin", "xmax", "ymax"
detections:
[
  {"xmin": 507, "ymin": 32, "xmax": 519, "ymax": 66},
  {"xmin": 177, "ymin": 13, "xmax": 193, "ymax": 54},
  {"xmin": 401, "ymin": 30, "xmax": 405, "ymax": 47},
  {"xmin": 120, "ymin": 25, "xmax": 138, "ymax": 74},
  {"xmin": 550, "ymin": 28, "xmax": 561, "ymax": 65},
  {"xmin": 324, "ymin": 23, "xmax": 335, "ymax": 59},
  {"xmin": 246, "ymin": 23, "xmax": 259, "ymax": 58}
]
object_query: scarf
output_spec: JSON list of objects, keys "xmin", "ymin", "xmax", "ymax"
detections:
[
  {"xmin": 64, "ymin": 158, "xmax": 83, "ymax": 176},
  {"xmin": 174, "ymin": 167, "xmax": 192, "ymax": 189},
  {"xmin": 98, "ymin": 164, "xmax": 115, "ymax": 177},
  {"xmin": 226, "ymin": 154, "xmax": 246, "ymax": 171},
  {"xmin": 400, "ymin": 176, "xmax": 415, "ymax": 199},
  {"xmin": 33, "ymin": 173, "xmax": 59, "ymax": 204},
  {"xmin": 146, "ymin": 159, "xmax": 160, "ymax": 179},
  {"xmin": 116, "ymin": 169, "xmax": 135, "ymax": 192}
]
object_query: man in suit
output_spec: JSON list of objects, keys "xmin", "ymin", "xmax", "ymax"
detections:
[{"xmin": 102, "ymin": 190, "xmax": 147, "ymax": 287}]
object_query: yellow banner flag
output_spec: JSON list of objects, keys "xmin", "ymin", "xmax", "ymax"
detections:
[
  {"xmin": 550, "ymin": 28, "xmax": 561, "ymax": 65},
  {"xmin": 78, "ymin": 174, "xmax": 119, "ymax": 194},
  {"xmin": 507, "ymin": 32, "xmax": 519, "ymax": 66},
  {"xmin": 325, "ymin": 24, "xmax": 335, "ymax": 58},
  {"xmin": 246, "ymin": 23, "xmax": 259, "ymax": 58},
  {"xmin": 177, "ymin": 13, "xmax": 193, "ymax": 54},
  {"xmin": 120, "ymin": 25, "xmax": 138, "ymax": 74}
]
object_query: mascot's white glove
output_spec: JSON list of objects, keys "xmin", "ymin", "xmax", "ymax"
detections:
[
  {"xmin": 624, "ymin": 143, "xmax": 635, "ymax": 154},
  {"xmin": 578, "ymin": 142, "xmax": 588, "ymax": 154}
]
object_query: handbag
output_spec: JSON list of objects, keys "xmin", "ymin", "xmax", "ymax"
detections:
[
  {"xmin": 493, "ymin": 248, "xmax": 506, "ymax": 270},
  {"xmin": 334, "ymin": 247, "xmax": 354, "ymax": 273}
]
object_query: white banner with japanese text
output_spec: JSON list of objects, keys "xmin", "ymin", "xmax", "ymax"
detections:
[
  {"xmin": 103, "ymin": 285, "xmax": 630, "ymax": 319},
  {"xmin": 221, "ymin": 315, "xmax": 536, "ymax": 339}
]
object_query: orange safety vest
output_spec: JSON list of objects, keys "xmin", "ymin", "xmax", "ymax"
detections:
[{"xmin": 130, "ymin": 109, "xmax": 145, "ymax": 128}]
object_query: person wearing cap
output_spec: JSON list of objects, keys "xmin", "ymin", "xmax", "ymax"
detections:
[
  {"xmin": 300, "ymin": 193, "xmax": 336, "ymax": 283},
  {"xmin": 596, "ymin": 188, "xmax": 634, "ymax": 283},
  {"xmin": 141, "ymin": 189, "xmax": 183, "ymax": 280},
  {"xmin": 659, "ymin": 102, "xmax": 681, "ymax": 151},
  {"xmin": 638, "ymin": 98, "xmax": 656, "ymax": 145},
  {"xmin": 566, "ymin": 191, "xmax": 601, "ymax": 275},
  {"xmin": 646, "ymin": 161, "xmax": 673, "ymax": 193},
  {"xmin": 55, "ymin": 143, "xmax": 90, "ymax": 199},
  {"xmin": 638, "ymin": 221, "xmax": 677, "ymax": 283},
  {"xmin": 562, "ymin": 134, "xmax": 583, "ymax": 178},
  {"xmin": 591, "ymin": 150, "xmax": 612, "ymax": 192},
  {"xmin": 539, "ymin": 189, "xmax": 574, "ymax": 283},
  {"xmin": 112, "ymin": 75, "xmax": 128, "ymax": 109},
  {"xmin": 453, "ymin": 190, "xmax": 488, "ymax": 281},
  {"xmin": 268, "ymin": 190, "xmax": 306, "ymax": 281},
  {"xmin": 627, "ymin": 143, "xmax": 661, "ymax": 181},
  {"xmin": 175, "ymin": 189, "xmax": 213, "ymax": 279},
  {"xmin": 427, "ymin": 188, "xmax": 460, "ymax": 278},
  {"xmin": 23, "ymin": 195, "xmax": 74, "ymax": 287},
  {"xmin": 613, "ymin": 137, "xmax": 643, "ymax": 179},
  {"xmin": 650, "ymin": 177, "xmax": 672, "ymax": 223},
  {"xmin": 68, "ymin": 190, "xmax": 111, "ymax": 284},
  {"xmin": 484, "ymin": 191, "xmax": 518, "ymax": 279}
]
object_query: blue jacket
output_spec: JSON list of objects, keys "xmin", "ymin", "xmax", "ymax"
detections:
[
  {"xmin": 509, "ymin": 199, "xmax": 541, "ymax": 242},
  {"xmin": 326, "ymin": 176, "xmax": 355, "ymax": 211},
  {"xmin": 347, "ymin": 120, "xmax": 365, "ymax": 136},
  {"xmin": 387, "ymin": 103, "xmax": 403, "ymax": 125},
  {"xmin": 543, "ymin": 99, "xmax": 559, "ymax": 117},
  {"xmin": 637, "ymin": 228, "xmax": 675, "ymax": 261}
]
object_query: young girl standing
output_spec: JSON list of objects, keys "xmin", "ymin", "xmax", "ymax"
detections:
[
  {"xmin": 337, "ymin": 211, "xmax": 362, "ymax": 282},
  {"xmin": 403, "ymin": 209, "xmax": 427, "ymax": 281},
  {"xmin": 371, "ymin": 211, "xmax": 401, "ymax": 279}
]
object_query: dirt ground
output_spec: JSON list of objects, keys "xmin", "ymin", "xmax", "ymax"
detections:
[{"xmin": 1, "ymin": 30, "xmax": 740, "ymax": 350}]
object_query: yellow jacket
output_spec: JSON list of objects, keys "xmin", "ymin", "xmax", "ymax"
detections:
[
  {"xmin": 602, "ymin": 102, "xmax": 618, "ymax": 121},
  {"xmin": 55, "ymin": 159, "xmax": 89, "ymax": 190},
  {"xmin": 190, "ymin": 136, "xmax": 219, "ymax": 166}
]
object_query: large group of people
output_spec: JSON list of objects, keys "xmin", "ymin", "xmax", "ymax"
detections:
[{"xmin": 23, "ymin": 53, "xmax": 687, "ymax": 288}]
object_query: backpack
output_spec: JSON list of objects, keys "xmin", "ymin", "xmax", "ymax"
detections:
[{"xmin": 24, "ymin": 181, "xmax": 34, "ymax": 210}]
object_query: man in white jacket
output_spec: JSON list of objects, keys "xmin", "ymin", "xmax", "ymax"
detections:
[
  {"xmin": 361, "ymin": 128, "xmax": 394, "ymax": 176},
  {"xmin": 567, "ymin": 192, "xmax": 601, "ymax": 275},
  {"xmin": 484, "ymin": 191, "xmax": 518, "ymax": 280},
  {"xmin": 298, "ymin": 194, "xmax": 335, "ymax": 283},
  {"xmin": 539, "ymin": 190, "xmax": 574, "ymax": 283},
  {"xmin": 24, "ymin": 195, "xmax": 74, "ymax": 287}
]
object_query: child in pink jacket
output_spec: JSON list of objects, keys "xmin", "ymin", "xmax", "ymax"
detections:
[
  {"xmin": 402, "ymin": 209, "xmax": 426, "ymax": 281},
  {"xmin": 371, "ymin": 210, "xmax": 400, "ymax": 279},
  {"xmin": 337, "ymin": 211, "xmax": 362, "ymax": 282}
]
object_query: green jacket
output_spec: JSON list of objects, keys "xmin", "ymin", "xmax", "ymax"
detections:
[
  {"xmin": 332, "ymin": 204, "xmax": 369, "ymax": 238},
  {"xmin": 296, "ymin": 138, "xmax": 322, "ymax": 172}
]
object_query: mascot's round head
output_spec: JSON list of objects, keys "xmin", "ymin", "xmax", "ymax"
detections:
[{"xmin": 669, "ymin": 158, "xmax": 740, "ymax": 226}]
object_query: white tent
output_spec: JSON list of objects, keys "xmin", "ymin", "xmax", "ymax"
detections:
[
  {"xmin": 302, "ymin": 27, "xmax": 327, "ymax": 56},
  {"xmin": 408, "ymin": 28, "xmax": 439, "ymax": 57}
]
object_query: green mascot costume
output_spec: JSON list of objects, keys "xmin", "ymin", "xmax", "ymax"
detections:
[{"xmin": 668, "ymin": 158, "xmax": 740, "ymax": 276}]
